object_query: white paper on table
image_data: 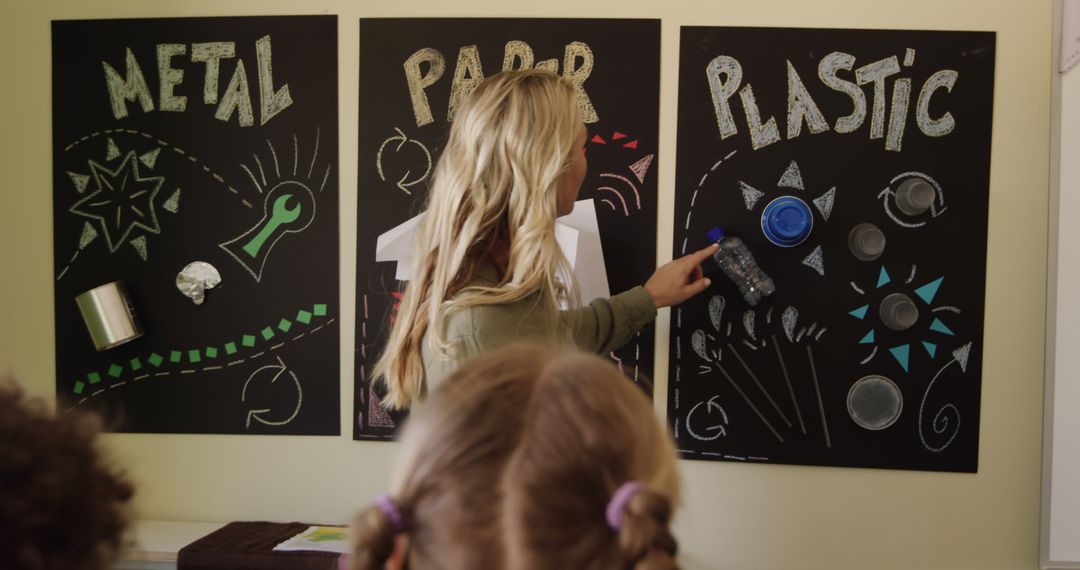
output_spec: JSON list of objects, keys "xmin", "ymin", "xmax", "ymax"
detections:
[
  {"xmin": 272, "ymin": 525, "xmax": 350, "ymax": 554},
  {"xmin": 374, "ymin": 199, "xmax": 611, "ymax": 305}
]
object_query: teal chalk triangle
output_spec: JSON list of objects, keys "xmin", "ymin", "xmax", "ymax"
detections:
[
  {"xmin": 929, "ymin": 318, "xmax": 955, "ymax": 336},
  {"xmin": 859, "ymin": 330, "xmax": 875, "ymax": 344},
  {"xmin": 849, "ymin": 305, "xmax": 869, "ymax": 319},
  {"xmin": 915, "ymin": 277, "xmax": 944, "ymax": 305},
  {"xmin": 922, "ymin": 341, "xmax": 938, "ymax": 358},
  {"xmin": 889, "ymin": 344, "xmax": 911, "ymax": 372},
  {"xmin": 877, "ymin": 266, "xmax": 892, "ymax": 288}
]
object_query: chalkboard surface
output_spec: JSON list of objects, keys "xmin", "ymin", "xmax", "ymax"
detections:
[
  {"xmin": 51, "ymin": 16, "xmax": 340, "ymax": 435},
  {"xmin": 355, "ymin": 18, "xmax": 661, "ymax": 440},
  {"xmin": 668, "ymin": 27, "xmax": 995, "ymax": 472}
]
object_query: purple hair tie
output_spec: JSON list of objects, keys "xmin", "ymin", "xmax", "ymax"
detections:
[
  {"xmin": 606, "ymin": 481, "xmax": 644, "ymax": 531},
  {"xmin": 375, "ymin": 494, "xmax": 405, "ymax": 533}
]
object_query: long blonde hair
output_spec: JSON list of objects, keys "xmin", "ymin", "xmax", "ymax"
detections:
[
  {"xmin": 351, "ymin": 344, "xmax": 682, "ymax": 570},
  {"xmin": 374, "ymin": 70, "xmax": 584, "ymax": 409}
]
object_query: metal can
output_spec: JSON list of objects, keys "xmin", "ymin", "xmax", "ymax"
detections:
[{"xmin": 74, "ymin": 282, "xmax": 143, "ymax": 351}]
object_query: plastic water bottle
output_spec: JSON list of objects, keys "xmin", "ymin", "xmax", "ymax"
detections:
[{"xmin": 706, "ymin": 226, "xmax": 776, "ymax": 306}]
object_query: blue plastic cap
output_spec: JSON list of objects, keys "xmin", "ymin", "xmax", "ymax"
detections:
[
  {"xmin": 761, "ymin": 196, "xmax": 813, "ymax": 247},
  {"xmin": 707, "ymin": 226, "xmax": 725, "ymax": 243}
]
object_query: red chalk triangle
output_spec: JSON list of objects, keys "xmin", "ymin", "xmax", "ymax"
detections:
[
  {"xmin": 612, "ymin": 131, "xmax": 627, "ymax": 140},
  {"xmin": 591, "ymin": 134, "xmax": 607, "ymax": 144},
  {"xmin": 622, "ymin": 140, "xmax": 638, "ymax": 149}
]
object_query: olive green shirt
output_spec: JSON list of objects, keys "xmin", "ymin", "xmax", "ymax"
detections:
[{"xmin": 421, "ymin": 262, "xmax": 657, "ymax": 393}]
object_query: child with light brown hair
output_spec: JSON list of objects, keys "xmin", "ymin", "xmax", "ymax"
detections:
[{"xmin": 349, "ymin": 343, "xmax": 682, "ymax": 570}]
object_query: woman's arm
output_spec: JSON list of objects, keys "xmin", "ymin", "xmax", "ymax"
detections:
[{"xmin": 563, "ymin": 243, "xmax": 718, "ymax": 353}]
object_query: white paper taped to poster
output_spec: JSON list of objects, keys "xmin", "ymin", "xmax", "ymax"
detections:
[{"xmin": 375, "ymin": 199, "xmax": 611, "ymax": 305}]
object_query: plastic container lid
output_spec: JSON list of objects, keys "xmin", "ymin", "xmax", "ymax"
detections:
[
  {"xmin": 706, "ymin": 226, "xmax": 726, "ymax": 243},
  {"xmin": 761, "ymin": 196, "xmax": 813, "ymax": 247}
]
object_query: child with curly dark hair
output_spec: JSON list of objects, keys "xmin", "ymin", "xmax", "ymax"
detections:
[{"xmin": 0, "ymin": 380, "xmax": 135, "ymax": 570}]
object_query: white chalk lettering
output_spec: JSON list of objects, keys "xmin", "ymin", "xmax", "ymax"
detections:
[
  {"xmin": 215, "ymin": 59, "xmax": 254, "ymax": 127},
  {"xmin": 707, "ymin": 55, "xmax": 742, "ymax": 140},
  {"xmin": 255, "ymin": 35, "xmax": 293, "ymax": 126},
  {"xmin": 855, "ymin": 56, "xmax": 901, "ymax": 140},
  {"xmin": 448, "ymin": 45, "xmax": 484, "ymax": 122},
  {"xmin": 563, "ymin": 42, "xmax": 598, "ymax": 123},
  {"xmin": 818, "ymin": 51, "xmax": 866, "ymax": 133},
  {"xmin": 706, "ymin": 50, "xmax": 959, "ymax": 152},
  {"xmin": 503, "ymin": 40, "xmax": 534, "ymax": 71},
  {"xmin": 102, "ymin": 37, "xmax": 291, "ymax": 126},
  {"xmin": 535, "ymin": 59, "xmax": 559, "ymax": 72},
  {"xmin": 403, "ymin": 41, "xmax": 600, "ymax": 125},
  {"xmin": 157, "ymin": 44, "xmax": 187, "ymax": 112},
  {"xmin": 916, "ymin": 70, "xmax": 958, "ymax": 137},
  {"xmin": 740, "ymin": 84, "xmax": 781, "ymax": 150},
  {"xmin": 191, "ymin": 42, "xmax": 235, "ymax": 105},
  {"xmin": 103, "ymin": 47, "xmax": 154, "ymax": 119},
  {"xmin": 886, "ymin": 78, "xmax": 912, "ymax": 152},
  {"xmin": 786, "ymin": 60, "xmax": 829, "ymax": 139},
  {"xmin": 404, "ymin": 48, "xmax": 447, "ymax": 127}
]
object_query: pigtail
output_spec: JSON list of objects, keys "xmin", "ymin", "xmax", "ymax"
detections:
[
  {"xmin": 348, "ymin": 499, "xmax": 405, "ymax": 570},
  {"xmin": 614, "ymin": 488, "xmax": 679, "ymax": 570}
]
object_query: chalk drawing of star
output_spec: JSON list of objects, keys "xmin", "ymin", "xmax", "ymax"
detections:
[{"xmin": 69, "ymin": 151, "xmax": 164, "ymax": 252}]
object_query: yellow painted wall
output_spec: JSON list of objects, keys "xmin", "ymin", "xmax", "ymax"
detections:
[{"xmin": 0, "ymin": 1, "xmax": 1050, "ymax": 568}]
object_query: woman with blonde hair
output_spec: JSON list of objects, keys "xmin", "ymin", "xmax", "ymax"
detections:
[
  {"xmin": 374, "ymin": 69, "xmax": 717, "ymax": 409},
  {"xmin": 351, "ymin": 343, "xmax": 682, "ymax": 570}
]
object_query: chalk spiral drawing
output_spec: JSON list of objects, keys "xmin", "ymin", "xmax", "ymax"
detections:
[{"xmin": 918, "ymin": 342, "xmax": 971, "ymax": 452}]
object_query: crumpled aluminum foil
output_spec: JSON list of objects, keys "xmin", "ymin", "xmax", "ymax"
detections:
[{"xmin": 176, "ymin": 261, "xmax": 221, "ymax": 305}]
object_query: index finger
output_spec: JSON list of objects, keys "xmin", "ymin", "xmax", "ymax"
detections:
[{"xmin": 684, "ymin": 243, "xmax": 720, "ymax": 265}]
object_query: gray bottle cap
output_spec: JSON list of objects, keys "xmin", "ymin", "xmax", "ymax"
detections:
[
  {"xmin": 848, "ymin": 223, "xmax": 886, "ymax": 261},
  {"xmin": 879, "ymin": 292, "xmax": 919, "ymax": 331},
  {"xmin": 895, "ymin": 178, "xmax": 936, "ymax": 216}
]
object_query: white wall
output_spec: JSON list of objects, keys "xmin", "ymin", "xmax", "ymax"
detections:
[
  {"xmin": 0, "ymin": 1, "xmax": 1051, "ymax": 569},
  {"xmin": 1044, "ymin": 2, "xmax": 1080, "ymax": 563}
]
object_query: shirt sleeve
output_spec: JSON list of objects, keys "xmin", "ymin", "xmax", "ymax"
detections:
[{"xmin": 562, "ymin": 286, "xmax": 658, "ymax": 354}]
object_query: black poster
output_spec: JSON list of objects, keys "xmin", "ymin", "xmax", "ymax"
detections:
[
  {"xmin": 669, "ymin": 27, "xmax": 994, "ymax": 471},
  {"xmin": 51, "ymin": 16, "xmax": 340, "ymax": 435},
  {"xmin": 356, "ymin": 19, "xmax": 661, "ymax": 439}
]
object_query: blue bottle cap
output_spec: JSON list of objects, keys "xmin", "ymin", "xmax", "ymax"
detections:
[
  {"xmin": 706, "ymin": 226, "xmax": 726, "ymax": 243},
  {"xmin": 761, "ymin": 196, "xmax": 813, "ymax": 247}
]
